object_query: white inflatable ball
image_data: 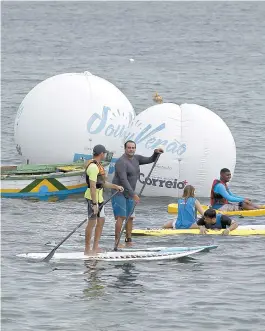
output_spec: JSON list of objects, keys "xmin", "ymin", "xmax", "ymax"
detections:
[
  {"xmin": 126, "ymin": 103, "xmax": 236, "ymax": 198},
  {"xmin": 14, "ymin": 71, "xmax": 135, "ymax": 164}
]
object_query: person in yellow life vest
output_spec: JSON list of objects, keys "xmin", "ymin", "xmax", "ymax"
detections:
[{"xmin": 84, "ymin": 144, "xmax": 124, "ymax": 255}]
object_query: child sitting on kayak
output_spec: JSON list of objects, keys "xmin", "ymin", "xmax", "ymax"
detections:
[
  {"xmin": 163, "ymin": 185, "xmax": 205, "ymax": 229},
  {"xmin": 197, "ymin": 208, "xmax": 238, "ymax": 235}
]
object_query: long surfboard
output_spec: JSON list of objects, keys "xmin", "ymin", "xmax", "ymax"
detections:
[
  {"xmin": 121, "ymin": 244, "xmax": 218, "ymax": 252},
  {"xmin": 44, "ymin": 243, "xmax": 218, "ymax": 253},
  {"xmin": 17, "ymin": 248, "xmax": 204, "ymax": 262},
  {"xmin": 168, "ymin": 203, "xmax": 265, "ymax": 217},
  {"xmin": 132, "ymin": 225, "xmax": 265, "ymax": 237}
]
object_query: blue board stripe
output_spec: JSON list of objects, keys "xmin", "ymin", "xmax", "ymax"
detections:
[{"xmin": 1, "ymin": 187, "xmax": 86, "ymax": 199}]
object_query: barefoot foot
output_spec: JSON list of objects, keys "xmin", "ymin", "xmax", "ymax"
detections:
[{"xmin": 92, "ymin": 247, "xmax": 103, "ymax": 254}]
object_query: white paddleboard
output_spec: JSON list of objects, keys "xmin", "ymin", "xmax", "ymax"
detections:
[
  {"xmin": 17, "ymin": 248, "xmax": 203, "ymax": 262},
  {"xmin": 121, "ymin": 244, "xmax": 218, "ymax": 252},
  {"xmin": 237, "ymin": 225, "xmax": 265, "ymax": 229}
]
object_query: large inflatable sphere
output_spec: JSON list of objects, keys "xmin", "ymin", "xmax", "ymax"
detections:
[
  {"xmin": 126, "ymin": 103, "xmax": 236, "ymax": 197},
  {"xmin": 14, "ymin": 72, "xmax": 135, "ymax": 164}
]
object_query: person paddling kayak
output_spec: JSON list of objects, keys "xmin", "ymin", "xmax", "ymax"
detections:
[
  {"xmin": 84, "ymin": 145, "xmax": 124, "ymax": 255},
  {"xmin": 163, "ymin": 185, "xmax": 205, "ymax": 230},
  {"xmin": 197, "ymin": 208, "xmax": 238, "ymax": 235},
  {"xmin": 211, "ymin": 168, "xmax": 261, "ymax": 211}
]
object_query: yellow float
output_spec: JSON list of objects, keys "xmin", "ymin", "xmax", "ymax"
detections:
[
  {"xmin": 132, "ymin": 226, "xmax": 265, "ymax": 237},
  {"xmin": 167, "ymin": 203, "xmax": 265, "ymax": 217}
]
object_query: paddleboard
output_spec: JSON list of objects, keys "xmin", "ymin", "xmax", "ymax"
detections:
[
  {"xmin": 121, "ymin": 244, "xmax": 218, "ymax": 252},
  {"xmin": 167, "ymin": 203, "xmax": 265, "ymax": 217},
  {"xmin": 132, "ymin": 225, "xmax": 265, "ymax": 237},
  {"xmin": 17, "ymin": 249, "xmax": 204, "ymax": 262}
]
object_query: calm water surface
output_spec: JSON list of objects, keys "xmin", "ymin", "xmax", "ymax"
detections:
[{"xmin": 1, "ymin": 2, "xmax": 265, "ymax": 330}]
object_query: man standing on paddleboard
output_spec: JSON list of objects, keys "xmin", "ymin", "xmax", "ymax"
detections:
[
  {"xmin": 84, "ymin": 144, "xmax": 124, "ymax": 255},
  {"xmin": 111, "ymin": 140, "xmax": 163, "ymax": 246},
  {"xmin": 210, "ymin": 168, "xmax": 261, "ymax": 211}
]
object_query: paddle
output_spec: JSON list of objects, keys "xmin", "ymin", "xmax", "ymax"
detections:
[
  {"xmin": 114, "ymin": 153, "xmax": 161, "ymax": 251},
  {"xmin": 42, "ymin": 190, "xmax": 119, "ymax": 262}
]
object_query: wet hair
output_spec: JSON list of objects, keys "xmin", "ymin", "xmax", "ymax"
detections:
[
  {"xmin": 182, "ymin": 185, "xmax": 195, "ymax": 199},
  {"xmin": 204, "ymin": 208, "xmax": 216, "ymax": 218},
  {"xmin": 220, "ymin": 168, "xmax": 230, "ymax": 174},
  {"xmin": 124, "ymin": 140, "xmax": 136, "ymax": 149}
]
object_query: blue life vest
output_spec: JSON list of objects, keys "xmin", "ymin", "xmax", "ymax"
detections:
[
  {"xmin": 206, "ymin": 214, "xmax": 222, "ymax": 229},
  {"xmin": 176, "ymin": 197, "xmax": 196, "ymax": 227}
]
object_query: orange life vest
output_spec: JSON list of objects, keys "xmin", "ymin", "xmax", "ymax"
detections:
[{"xmin": 85, "ymin": 159, "xmax": 105, "ymax": 189}]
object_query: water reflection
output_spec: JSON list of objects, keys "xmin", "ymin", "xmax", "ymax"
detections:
[
  {"xmin": 82, "ymin": 260, "xmax": 144, "ymax": 297},
  {"xmin": 108, "ymin": 263, "xmax": 143, "ymax": 293},
  {"xmin": 83, "ymin": 260, "xmax": 106, "ymax": 298}
]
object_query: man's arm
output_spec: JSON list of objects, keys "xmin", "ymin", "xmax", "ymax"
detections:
[
  {"xmin": 196, "ymin": 217, "xmax": 208, "ymax": 234},
  {"xmin": 228, "ymin": 220, "xmax": 238, "ymax": 231},
  {"xmin": 197, "ymin": 217, "xmax": 206, "ymax": 226},
  {"xmin": 215, "ymin": 183, "xmax": 244, "ymax": 203},
  {"xmin": 136, "ymin": 153, "xmax": 158, "ymax": 165},
  {"xmin": 137, "ymin": 148, "xmax": 163, "ymax": 165},
  {"xmin": 220, "ymin": 215, "xmax": 232, "ymax": 227},
  {"xmin": 89, "ymin": 180, "xmax": 98, "ymax": 203},
  {"xmin": 103, "ymin": 181, "xmax": 124, "ymax": 192},
  {"xmin": 221, "ymin": 215, "xmax": 238, "ymax": 235},
  {"xmin": 227, "ymin": 188, "xmax": 244, "ymax": 200},
  {"xmin": 114, "ymin": 160, "xmax": 135, "ymax": 196}
]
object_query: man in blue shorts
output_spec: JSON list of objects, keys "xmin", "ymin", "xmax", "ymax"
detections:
[{"xmin": 112, "ymin": 140, "xmax": 163, "ymax": 246}]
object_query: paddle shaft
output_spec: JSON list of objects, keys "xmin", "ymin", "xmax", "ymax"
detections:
[
  {"xmin": 42, "ymin": 190, "xmax": 119, "ymax": 262},
  {"xmin": 114, "ymin": 153, "xmax": 161, "ymax": 251}
]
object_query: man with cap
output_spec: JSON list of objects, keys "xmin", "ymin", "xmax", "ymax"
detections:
[{"xmin": 84, "ymin": 144, "xmax": 124, "ymax": 255}]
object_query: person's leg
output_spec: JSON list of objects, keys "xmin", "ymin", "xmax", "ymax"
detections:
[
  {"xmin": 189, "ymin": 223, "xmax": 200, "ymax": 229},
  {"xmin": 175, "ymin": 220, "xmax": 197, "ymax": 229},
  {"xmin": 112, "ymin": 194, "xmax": 126, "ymax": 245},
  {"xmin": 115, "ymin": 216, "xmax": 125, "ymax": 245},
  {"xmin": 125, "ymin": 218, "xmax": 133, "ymax": 246},
  {"xmin": 92, "ymin": 204, "xmax": 105, "ymax": 253},
  {"xmin": 125, "ymin": 198, "xmax": 135, "ymax": 244},
  {"xmin": 163, "ymin": 220, "xmax": 175, "ymax": 229},
  {"xmin": 218, "ymin": 204, "xmax": 236, "ymax": 212},
  {"xmin": 84, "ymin": 217, "xmax": 97, "ymax": 255},
  {"xmin": 219, "ymin": 202, "xmax": 261, "ymax": 212},
  {"xmin": 241, "ymin": 201, "xmax": 261, "ymax": 210},
  {"xmin": 92, "ymin": 218, "xmax": 104, "ymax": 253},
  {"xmin": 84, "ymin": 199, "xmax": 97, "ymax": 255}
]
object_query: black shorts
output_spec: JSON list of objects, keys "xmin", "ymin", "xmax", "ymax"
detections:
[
  {"xmin": 86, "ymin": 199, "xmax": 105, "ymax": 219},
  {"xmin": 238, "ymin": 202, "xmax": 244, "ymax": 210}
]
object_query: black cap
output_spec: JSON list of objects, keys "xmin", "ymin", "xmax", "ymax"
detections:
[{"xmin": 93, "ymin": 144, "xmax": 107, "ymax": 155}]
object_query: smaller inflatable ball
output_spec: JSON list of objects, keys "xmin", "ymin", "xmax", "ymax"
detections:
[{"xmin": 126, "ymin": 103, "xmax": 236, "ymax": 197}]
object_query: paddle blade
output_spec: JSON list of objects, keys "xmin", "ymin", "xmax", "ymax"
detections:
[{"xmin": 42, "ymin": 249, "xmax": 56, "ymax": 262}]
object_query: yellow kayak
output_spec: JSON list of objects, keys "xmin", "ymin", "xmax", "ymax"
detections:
[
  {"xmin": 167, "ymin": 203, "xmax": 265, "ymax": 217},
  {"xmin": 132, "ymin": 226, "xmax": 265, "ymax": 237}
]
